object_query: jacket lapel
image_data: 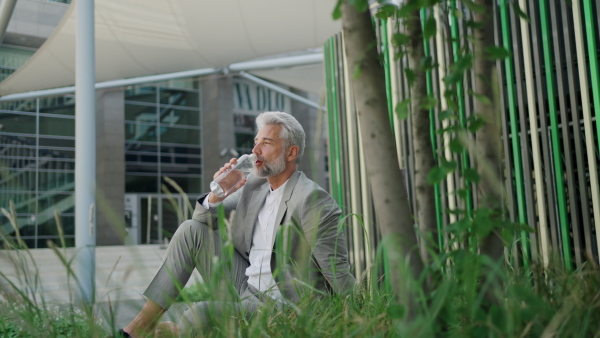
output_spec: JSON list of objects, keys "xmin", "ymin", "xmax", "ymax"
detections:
[
  {"xmin": 244, "ymin": 182, "xmax": 269, "ymax": 250},
  {"xmin": 274, "ymin": 171, "xmax": 301, "ymax": 232}
]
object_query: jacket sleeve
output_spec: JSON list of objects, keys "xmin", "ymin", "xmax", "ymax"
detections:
[
  {"xmin": 191, "ymin": 188, "xmax": 243, "ymax": 229},
  {"xmin": 300, "ymin": 189, "xmax": 356, "ymax": 295}
]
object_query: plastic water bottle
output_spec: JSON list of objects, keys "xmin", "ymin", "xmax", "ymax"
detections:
[{"xmin": 210, "ymin": 154, "xmax": 257, "ymax": 198}]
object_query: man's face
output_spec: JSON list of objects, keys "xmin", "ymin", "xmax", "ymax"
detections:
[{"xmin": 252, "ymin": 124, "xmax": 287, "ymax": 178}]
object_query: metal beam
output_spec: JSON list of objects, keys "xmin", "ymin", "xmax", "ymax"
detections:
[{"xmin": 237, "ymin": 71, "xmax": 325, "ymax": 111}]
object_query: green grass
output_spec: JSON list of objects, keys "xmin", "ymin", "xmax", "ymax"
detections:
[{"xmin": 1, "ymin": 195, "xmax": 600, "ymax": 337}]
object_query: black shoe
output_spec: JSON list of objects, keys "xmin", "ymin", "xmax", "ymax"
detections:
[{"xmin": 114, "ymin": 329, "xmax": 131, "ymax": 337}]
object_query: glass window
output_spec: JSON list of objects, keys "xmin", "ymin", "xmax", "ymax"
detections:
[
  {"xmin": 125, "ymin": 162, "xmax": 160, "ymax": 174},
  {"xmin": 38, "ymin": 171, "xmax": 74, "ymax": 192},
  {"xmin": 39, "ymin": 137, "xmax": 75, "ymax": 149},
  {"xmin": 160, "ymin": 153, "xmax": 200, "ymax": 166},
  {"xmin": 39, "ymin": 96, "xmax": 76, "ymax": 116},
  {"xmin": 125, "ymin": 122, "xmax": 159, "ymax": 142},
  {"xmin": 37, "ymin": 192, "xmax": 73, "ymax": 213},
  {"xmin": 159, "ymin": 88, "xmax": 199, "ymax": 108},
  {"xmin": 125, "ymin": 103, "xmax": 156, "ymax": 122},
  {"xmin": 161, "ymin": 163, "xmax": 201, "ymax": 176},
  {"xmin": 0, "ymin": 113, "xmax": 36, "ymax": 134},
  {"xmin": 160, "ymin": 145, "xmax": 201, "ymax": 156},
  {"xmin": 126, "ymin": 175, "xmax": 158, "ymax": 193},
  {"xmin": 0, "ymin": 99, "xmax": 38, "ymax": 113},
  {"xmin": 125, "ymin": 86, "xmax": 157, "ymax": 104},
  {"xmin": 0, "ymin": 192, "xmax": 36, "ymax": 213},
  {"xmin": 38, "ymin": 214, "xmax": 75, "ymax": 248},
  {"xmin": 39, "ymin": 116, "xmax": 75, "ymax": 137},
  {"xmin": 0, "ymin": 169, "xmax": 36, "ymax": 191},
  {"xmin": 235, "ymin": 132, "xmax": 255, "ymax": 150},
  {"xmin": 160, "ymin": 125, "xmax": 200, "ymax": 145},
  {"xmin": 158, "ymin": 107, "xmax": 200, "ymax": 127},
  {"xmin": 161, "ymin": 176, "xmax": 201, "ymax": 194}
]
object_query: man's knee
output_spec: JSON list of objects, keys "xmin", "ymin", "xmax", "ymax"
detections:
[{"xmin": 171, "ymin": 220, "xmax": 211, "ymax": 242}]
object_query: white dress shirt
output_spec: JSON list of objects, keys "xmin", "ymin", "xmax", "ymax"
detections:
[{"xmin": 203, "ymin": 180, "xmax": 288, "ymax": 300}]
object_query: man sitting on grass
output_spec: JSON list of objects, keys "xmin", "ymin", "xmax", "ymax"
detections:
[{"xmin": 121, "ymin": 111, "xmax": 355, "ymax": 337}]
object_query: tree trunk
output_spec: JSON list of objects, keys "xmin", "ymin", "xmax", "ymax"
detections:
[
  {"xmin": 340, "ymin": 2, "xmax": 424, "ymax": 309},
  {"xmin": 405, "ymin": 1, "xmax": 439, "ymax": 266},
  {"xmin": 472, "ymin": 0, "xmax": 505, "ymax": 262}
]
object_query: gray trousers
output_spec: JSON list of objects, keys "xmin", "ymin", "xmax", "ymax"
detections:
[{"xmin": 143, "ymin": 220, "xmax": 271, "ymax": 332}]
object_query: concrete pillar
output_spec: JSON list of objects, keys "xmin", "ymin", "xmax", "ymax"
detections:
[
  {"xmin": 95, "ymin": 89, "xmax": 125, "ymax": 245},
  {"xmin": 201, "ymin": 75, "xmax": 235, "ymax": 192},
  {"xmin": 291, "ymin": 89, "xmax": 328, "ymax": 190}
]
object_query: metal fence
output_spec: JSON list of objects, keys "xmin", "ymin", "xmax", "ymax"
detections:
[{"xmin": 325, "ymin": 1, "xmax": 600, "ymax": 277}]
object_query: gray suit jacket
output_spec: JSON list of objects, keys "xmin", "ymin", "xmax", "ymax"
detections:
[{"xmin": 192, "ymin": 171, "xmax": 356, "ymax": 301}]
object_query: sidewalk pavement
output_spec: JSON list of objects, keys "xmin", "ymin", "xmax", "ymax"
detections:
[{"xmin": 0, "ymin": 244, "xmax": 202, "ymax": 330}]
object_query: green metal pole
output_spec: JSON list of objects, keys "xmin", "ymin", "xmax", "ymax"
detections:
[
  {"xmin": 420, "ymin": 8, "xmax": 444, "ymax": 252},
  {"xmin": 539, "ymin": 0, "xmax": 572, "ymax": 269},
  {"xmin": 329, "ymin": 37, "xmax": 345, "ymax": 208},
  {"xmin": 381, "ymin": 18, "xmax": 395, "ymax": 132},
  {"xmin": 500, "ymin": 0, "xmax": 530, "ymax": 265},
  {"xmin": 449, "ymin": 0, "xmax": 473, "ymax": 219},
  {"xmin": 324, "ymin": 40, "xmax": 338, "ymax": 201}
]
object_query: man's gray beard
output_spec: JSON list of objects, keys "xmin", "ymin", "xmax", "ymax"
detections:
[{"xmin": 255, "ymin": 152, "xmax": 286, "ymax": 178}]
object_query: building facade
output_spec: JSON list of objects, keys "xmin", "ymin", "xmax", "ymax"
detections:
[{"xmin": 0, "ymin": 0, "xmax": 327, "ymax": 247}]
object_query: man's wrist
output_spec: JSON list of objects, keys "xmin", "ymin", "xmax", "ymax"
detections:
[{"xmin": 207, "ymin": 192, "xmax": 224, "ymax": 204}]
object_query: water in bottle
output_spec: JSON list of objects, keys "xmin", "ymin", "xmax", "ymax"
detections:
[{"xmin": 210, "ymin": 154, "xmax": 257, "ymax": 198}]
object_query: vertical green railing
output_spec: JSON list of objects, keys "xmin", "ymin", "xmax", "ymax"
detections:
[
  {"xmin": 325, "ymin": 37, "xmax": 345, "ymax": 209},
  {"xmin": 500, "ymin": 0, "xmax": 530, "ymax": 266},
  {"xmin": 539, "ymin": 0, "xmax": 572, "ymax": 269},
  {"xmin": 449, "ymin": 0, "xmax": 474, "ymax": 219},
  {"xmin": 381, "ymin": 18, "xmax": 395, "ymax": 132},
  {"xmin": 420, "ymin": 8, "xmax": 444, "ymax": 251}
]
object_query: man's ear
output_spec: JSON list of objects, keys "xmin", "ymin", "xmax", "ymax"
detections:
[{"xmin": 287, "ymin": 145, "xmax": 299, "ymax": 162}]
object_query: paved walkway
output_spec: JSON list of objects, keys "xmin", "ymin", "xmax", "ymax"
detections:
[{"xmin": 0, "ymin": 244, "xmax": 202, "ymax": 330}]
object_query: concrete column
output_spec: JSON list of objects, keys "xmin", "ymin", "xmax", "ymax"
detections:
[
  {"xmin": 291, "ymin": 89, "xmax": 328, "ymax": 190},
  {"xmin": 201, "ymin": 74, "xmax": 235, "ymax": 192},
  {"xmin": 95, "ymin": 89, "xmax": 125, "ymax": 245}
]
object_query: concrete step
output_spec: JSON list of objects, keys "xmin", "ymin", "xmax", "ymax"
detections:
[{"xmin": 0, "ymin": 244, "xmax": 203, "ymax": 304}]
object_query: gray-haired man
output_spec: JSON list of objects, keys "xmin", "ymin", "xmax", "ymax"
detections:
[{"xmin": 122, "ymin": 111, "xmax": 355, "ymax": 337}]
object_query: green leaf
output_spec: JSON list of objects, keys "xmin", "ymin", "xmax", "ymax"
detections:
[
  {"xmin": 348, "ymin": 0, "xmax": 369, "ymax": 12},
  {"xmin": 353, "ymin": 63, "xmax": 362, "ymax": 79},
  {"xmin": 391, "ymin": 33, "xmax": 410, "ymax": 47},
  {"xmin": 465, "ymin": 19, "xmax": 483, "ymax": 30},
  {"xmin": 486, "ymin": 46, "xmax": 512, "ymax": 60},
  {"xmin": 468, "ymin": 89, "xmax": 491, "ymax": 106},
  {"xmin": 427, "ymin": 166, "xmax": 447, "ymax": 184},
  {"xmin": 405, "ymin": 68, "xmax": 416, "ymax": 85},
  {"xmin": 511, "ymin": 1, "xmax": 530, "ymax": 22},
  {"xmin": 438, "ymin": 110, "xmax": 456, "ymax": 121},
  {"xmin": 397, "ymin": 1, "xmax": 421, "ymax": 18},
  {"xmin": 449, "ymin": 138, "xmax": 464, "ymax": 153},
  {"xmin": 332, "ymin": 0, "xmax": 343, "ymax": 20},
  {"xmin": 420, "ymin": 96, "xmax": 438, "ymax": 110},
  {"xmin": 459, "ymin": 0, "xmax": 485, "ymax": 13},
  {"xmin": 395, "ymin": 99, "xmax": 411, "ymax": 120},
  {"xmin": 420, "ymin": 56, "xmax": 438, "ymax": 71},
  {"xmin": 386, "ymin": 303, "xmax": 405, "ymax": 319},
  {"xmin": 441, "ymin": 159, "xmax": 457, "ymax": 172},
  {"xmin": 423, "ymin": 15, "xmax": 437, "ymax": 40},
  {"xmin": 375, "ymin": 4, "xmax": 397, "ymax": 19},
  {"xmin": 467, "ymin": 114, "xmax": 485, "ymax": 133},
  {"xmin": 456, "ymin": 188, "xmax": 470, "ymax": 200},
  {"xmin": 515, "ymin": 222, "xmax": 535, "ymax": 233},
  {"xmin": 463, "ymin": 168, "xmax": 480, "ymax": 183}
]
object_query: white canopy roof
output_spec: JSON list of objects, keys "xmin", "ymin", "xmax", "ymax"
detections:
[{"xmin": 0, "ymin": 0, "xmax": 340, "ymax": 96}]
